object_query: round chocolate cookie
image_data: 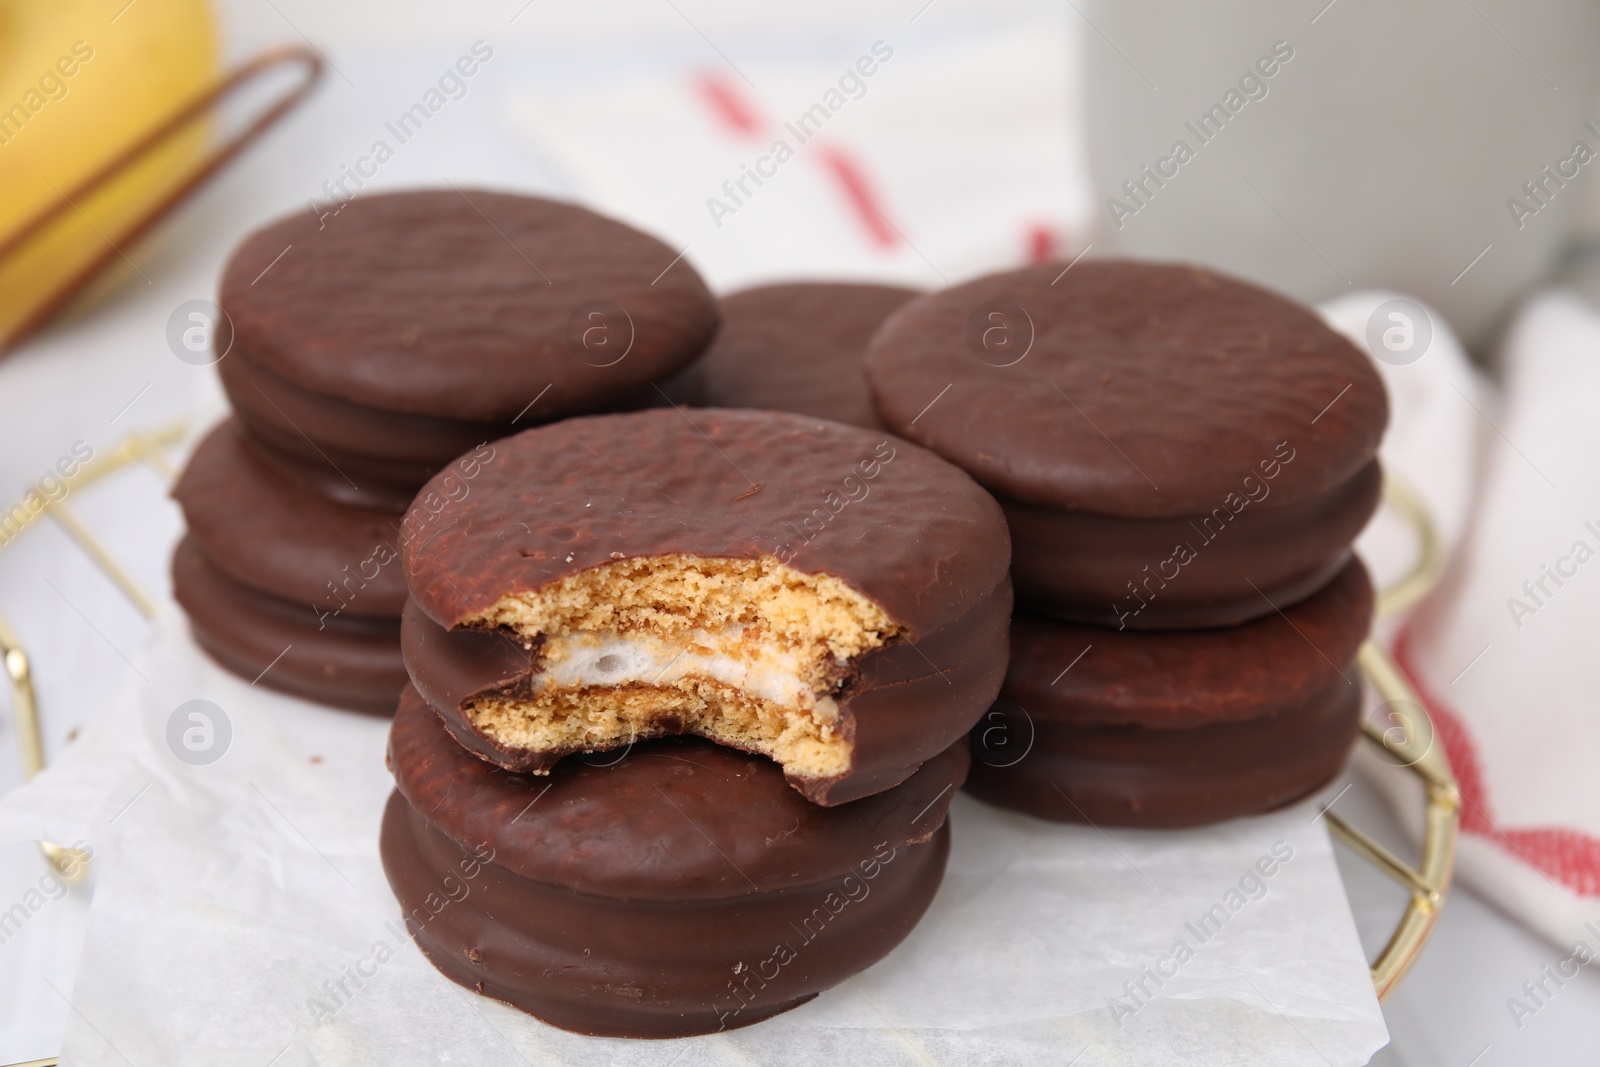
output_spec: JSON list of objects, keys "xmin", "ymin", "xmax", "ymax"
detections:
[
  {"xmin": 965, "ymin": 555, "xmax": 1373, "ymax": 827},
  {"xmin": 694, "ymin": 282, "xmax": 920, "ymax": 429},
  {"xmin": 217, "ymin": 189, "xmax": 718, "ymax": 499},
  {"xmin": 865, "ymin": 260, "xmax": 1388, "ymax": 628},
  {"xmin": 381, "ymin": 683, "xmax": 963, "ymax": 1037},
  {"xmin": 401, "ymin": 407, "xmax": 1012, "ymax": 806},
  {"xmin": 230, "ymin": 425, "xmax": 418, "ymax": 515},
  {"xmin": 174, "ymin": 419, "xmax": 406, "ymax": 619},
  {"xmin": 217, "ymin": 353, "xmax": 518, "ymax": 509},
  {"xmin": 172, "ymin": 535, "xmax": 405, "ymax": 714}
]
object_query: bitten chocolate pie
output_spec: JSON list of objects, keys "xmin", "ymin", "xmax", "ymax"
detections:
[{"xmin": 399, "ymin": 407, "xmax": 1012, "ymax": 805}]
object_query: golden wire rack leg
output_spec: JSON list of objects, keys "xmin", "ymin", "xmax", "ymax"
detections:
[
  {"xmin": 0, "ymin": 420, "xmax": 185, "ymax": 885},
  {"xmin": 1338, "ymin": 641, "xmax": 1460, "ymax": 1001},
  {"xmin": 1327, "ymin": 469, "xmax": 1460, "ymax": 1001},
  {"xmin": 1374, "ymin": 472, "xmax": 1447, "ymax": 621},
  {"xmin": 0, "ymin": 609, "xmax": 89, "ymax": 886}
]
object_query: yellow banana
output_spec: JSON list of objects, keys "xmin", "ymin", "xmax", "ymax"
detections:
[{"xmin": 0, "ymin": 0, "xmax": 216, "ymax": 350}]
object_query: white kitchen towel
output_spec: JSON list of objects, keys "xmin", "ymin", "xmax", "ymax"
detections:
[
  {"xmin": 1327, "ymin": 291, "xmax": 1488, "ymax": 620},
  {"xmin": 1324, "ymin": 285, "xmax": 1600, "ymax": 955},
  {"xmin": 502, "ymin": 14, "xmax": 1093, "ymax": 294},
  {"xmin": 1376, "ymin": 291, "xmax": 1600, "ymax": 952}
]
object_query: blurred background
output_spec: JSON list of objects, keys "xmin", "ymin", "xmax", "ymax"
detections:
[{"xmin": 2, "ymin": 1, "xmax": 1600, "ymax": 1064}]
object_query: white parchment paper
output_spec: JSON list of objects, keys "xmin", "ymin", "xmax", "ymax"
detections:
[{"xmin": 0, "ymin": 616, "xmax": 1386, "ymax": 1067}]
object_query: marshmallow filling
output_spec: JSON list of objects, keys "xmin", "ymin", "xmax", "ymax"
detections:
[{"xmin": 461, "ymin": 555, "xmax": 903, "ymax": 780}]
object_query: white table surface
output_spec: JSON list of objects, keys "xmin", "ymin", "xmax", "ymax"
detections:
[{"xmin": 2, "ymin": 2, "xmax": 1598, "ymax": 1063}]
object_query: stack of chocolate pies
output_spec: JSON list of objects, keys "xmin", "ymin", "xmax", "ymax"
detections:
[
  {"xmin": 866, "ymin": 260, "xmax": 1387, "ymax": 826},
  {"xmin": 176, "ymin": 202, "xmax": 1393, "ymax": 1036},
  {"xmin": 381, "ymin": 407, "xmax": 1012, "ymax": 1035},
  {"xmin": 170, "ymin": 189, "xmax": 716, "ymax": 712}
]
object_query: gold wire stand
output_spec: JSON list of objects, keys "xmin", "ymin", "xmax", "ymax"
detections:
[
  {"xmin": 1335, "ymin": 473, "xmax": 1459, "ymax": 1001},
  {"xmin": 0, "ymin": 456, "xmax": 1457, "ymax": 1062},
  {"xmin": 0, "ymin": 422, "xmax": 186, "ymax": 887}
]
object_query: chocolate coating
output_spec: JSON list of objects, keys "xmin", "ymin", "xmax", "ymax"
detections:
[
  {"xmin": 865, "ymin": 260, "xmax": 1388, "ymax": 518},
  {"xmin": 1005, "ymin": 458, "xmax": 1381, "ymax": 628},
  {"xmin": 963, "ymin": 557, "xmax": 1372, "ymax": 827},
  {"xmin": 964, "ymin": 681, "xmax": 1359, "ymax": 827},
  {"xmin": 696, "ymin": 282, "xmax": 920, "ymax": 429},
  {"xmin": 219, "ymin": 189, "xmax": 718, "ymax": 423},
  {"xmin": 401, "ymin": 575, "xmax": 1011, "ymax": 805},
  {"xmin": 1008, "ymin": 556, "xmax": 1372, "ymax": 727},
  {"xmin": 402, "ymin": 408, "xmax": 1012, "ymax": 638},
  {"xmin": 381, "ymin": 684, "xmax": 962, "ymax": 1036},
  {"xmin": 221, "ymin": 348, "xmax": 665, "ymax": 506},
  {"xmin": 173, "ymin": 419, "xmax": 406, "ymax": 618},
  {"xmin": 218, "ymin": 350, "xmax": 505, "ymax": 503},
  {"xmin": 172, "ymin": 536, "xmax": 404, "ymax": 715},
  {"xmin": 235, "ymin": 427, "xmax": 420, "ymax": 514},
  {"xmin": 388, "ymin": 682, "xmax": 966, "ymax": 896}
]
